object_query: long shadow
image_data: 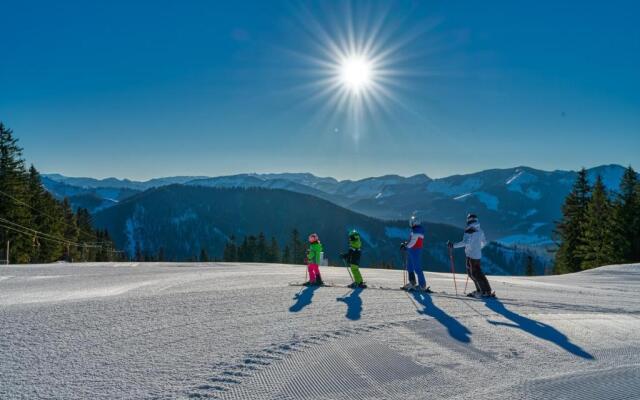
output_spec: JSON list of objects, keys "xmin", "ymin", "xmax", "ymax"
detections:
[
  {"xmin": 485, "ymin": 299, "xmax": 594, "ymax": 359},
  {"xmin": 412, "ymin": 292, "xmax": 471, "ymax": 343},
  {"xmin": 289, "ymin": 285, "xmax": 320, "ymax": 313},
  {"xmin": 336, "ymin": 288, "xmax": 363, "ymax": 321}
]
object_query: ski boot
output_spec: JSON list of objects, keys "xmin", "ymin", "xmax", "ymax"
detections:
[
  {"xmin": 401, "ymin": 282, "xmax": 417, "ymax": 291},
  {"xmin": 302, "ymin": 281, "xmax": 314, "ymax": 287},
  {"xmin": 466, "ymin": 290, "xmax": 482, "ymax": 298},
  {"xmin": 416, "ymin": 286, "xmax": 433, "ymax": 293},
  {"xmin": 347, "ymin": 282, "xmax": 359, "ymax": 289},
  {"xmin": 481, "ymin": 291, "xmax": 496, "ymax": 298},
  {"xmin": 358, "ymin": 282, "xmax": 368, "ymax": 289}
]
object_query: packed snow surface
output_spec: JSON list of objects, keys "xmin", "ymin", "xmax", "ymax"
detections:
[{"xmin": 2, "ymin": 263, "xmax": 640, "ymax": 399}]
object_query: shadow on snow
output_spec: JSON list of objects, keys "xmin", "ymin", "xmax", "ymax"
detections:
[
  {"xmin": 289, "ymin": 285, "xmax": 320, "ymax": 313},
  {"xmin": 336, "ymin": 288, "xmax": 363, "ymax": 321},
  {"xmin": 412, "ymin": 292, "xmax": 472, "ymax": 343},
  {"xmin": 485, "ymin": 299, "xmax": 594, "ymax": 360}
]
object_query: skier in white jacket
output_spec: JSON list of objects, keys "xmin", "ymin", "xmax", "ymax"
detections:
[{"xmin": 448, "ymin": 214, "xmax": 494, "ymax": 297}]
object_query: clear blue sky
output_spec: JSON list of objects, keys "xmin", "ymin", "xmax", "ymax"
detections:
[{"xmin": 1, "ymin": 0, "xmax": 638, "ymax": 180}]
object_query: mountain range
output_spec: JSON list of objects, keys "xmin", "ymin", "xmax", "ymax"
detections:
[
  {"xmin": 91, "ymin": 185, "xmax": 545, "ymax": 275},
  {"xmin": 44, "ymin": 164, "xmax": 630, "ymax": 248}
]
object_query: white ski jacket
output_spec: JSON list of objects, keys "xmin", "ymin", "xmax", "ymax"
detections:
[{"xmin": 453, "ymin": 223, "xmax": 486, "ymax": 260}]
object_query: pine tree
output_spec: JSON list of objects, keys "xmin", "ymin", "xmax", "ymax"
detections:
[
  {"xmin": 555, "ymin": 168, "xmax": 591, "ymax": 273},
  {"xmin": 76, "ymin": 208, "xmax": 96, "ymax": 261},
  {"xmin": 256, "ymin": 232, "xmax": 267, "ymax": 261},
  {"xmin": 613, "ymin": 166, "xmax": 640, "ymax": 262},
  {"xmin": 0, "ymin": 123, "xmax": 120, "ymax": 263},
  {"xmin": 61, "ymin": 198, "xmax": 79, "ymax": 261},
  {"xmin": 268, "ymin": 237, "xmax": 280, "ymax": 263},
  {"xmin": 134, "ymin": 241, "xmax": 143, "ymax": 262},
  {"xmin": 199, "ymin": 248, "xmax": 209, "ymax": 262},
  {"xmin": 290, "ymin": 229, "xmax": 305, "ymax": 264},
  {"xmin": 578, "ymin": 175, "xmax": 618, "ymax": 269},
  {"xmin": 157, "ymin": 247, "xmax": 166, "ymax": 262},
  {"xmin": 282, "ymin": 245, "xmax": 291, "ymax": 264},
  {"xmin": 247, "ymin": 235, "xmax": 257, "ymax": 262},
  {"xmin": 0, "ymin": 123, "xmax": 32, "ymax": 263},
  {"xmin": 525, "ymin": 255, "xmax": 535, "ymax": 276},
  {"xmin": 223, "ymin": 235, "xmax": 238, "ymax": 261}
]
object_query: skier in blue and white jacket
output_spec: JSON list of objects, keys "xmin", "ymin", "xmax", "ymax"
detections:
[
  {"xmin": 448, "ymin": 213, "xmax": 493, "ymax": 297},
  {"xmin": 401, "ymin": 215, "xmax": 428, "ymax": 291}
]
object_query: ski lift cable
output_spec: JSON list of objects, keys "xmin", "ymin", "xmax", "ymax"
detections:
[
  {"xmin": 0, "ymin": 188, "xmax": 107, "ymax": 243},
  {"xmin": 0, "ymin": 218, "xmax": 104, "ymax": 249}
]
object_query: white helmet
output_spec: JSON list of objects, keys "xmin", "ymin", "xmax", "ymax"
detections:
[{"xmin": 409, "ymin": 214, "xmax": 420, "ymax": 227}]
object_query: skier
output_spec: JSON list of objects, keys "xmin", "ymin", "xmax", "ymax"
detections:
[
  {"xmin": 304, "ymin": 233, "xmax": 324, "ymax": 286},
  {"xmin": 341, "ymin": 229, "xmax": 366, "ymax": 288},
  {"xmin": 401, "ymin": 215, "xmax": 429, "ymax": 292},
  {"xmin": 448, "ymin": 213, "xmax": 494, "ymax": 298}
]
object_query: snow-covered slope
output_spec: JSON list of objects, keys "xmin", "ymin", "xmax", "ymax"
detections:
[{"xmin": 2, "ymin": 262, "xmax": 639, "ymax": 399}]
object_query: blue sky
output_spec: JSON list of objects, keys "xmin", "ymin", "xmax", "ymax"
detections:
[{"xmin": 1, "ymin": 0, "xmax": 638, "ymax": 180}]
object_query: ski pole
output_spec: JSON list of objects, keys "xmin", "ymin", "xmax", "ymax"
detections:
[
  {"xmin": 448, "ymin": 246, "xmax": 458, "ymax": 296},
  {"xmin": 402, "ymin": 248, "xmax": 408, "ymax": 288},
  {"xmin": 341, "ymin": 256, "xmax": 355, "ymax": 283},
  {"xmin": 463, "ymin": 258, "xmax": 470, "ymax": 294}
]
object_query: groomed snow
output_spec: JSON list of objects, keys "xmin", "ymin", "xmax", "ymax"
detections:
[{"xmin": 1, "ymin": 263, "xmax": 639, "ymax": 399}]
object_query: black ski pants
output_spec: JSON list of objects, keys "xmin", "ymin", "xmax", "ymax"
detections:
[{"xmin": 466, "ymin": 257, "xmax": 492, "ymax": 294}]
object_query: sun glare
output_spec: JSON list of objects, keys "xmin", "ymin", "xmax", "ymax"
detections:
[
  {"xmin": 340, "ymin": 56, "xmax": 372, "ymax": 92},
  {"xmin": 288, "ymin": 2, "xmax": 429, "ymax": 141}
]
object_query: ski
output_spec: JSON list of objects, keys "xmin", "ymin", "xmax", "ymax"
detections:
[{"xmin": 288, "ymin": 282, "xmax": 498, "ymax": 301}]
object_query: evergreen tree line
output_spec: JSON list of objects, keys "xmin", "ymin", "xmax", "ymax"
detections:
[
  {"xmin": 555, "ymin": 166, "xmax": 640, "ymax": 273},
  {"xmin": 223, "ymin": 229, "xmax": 307, "ymax": 264},
  {"xmin": 0, "ymin": 122, "xmax": 121, "ymax": 263}
]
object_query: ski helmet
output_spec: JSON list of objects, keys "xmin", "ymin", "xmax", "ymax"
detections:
[
  {"xmin": 409, "ymin": 215, "xmax": 420, "ymax": 227},
  {"xmin": 308, "ymin": 233, "xmax": 319, "ymax": 243},
  {"xmin": 467, "ymin": 213, "xmax": 478, "ymax": 225}
]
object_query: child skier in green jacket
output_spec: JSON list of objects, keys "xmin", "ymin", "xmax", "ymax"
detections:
[
  {"xmin": 341, "ymin": 230, "xmax": 366, "ymax": 288},
  {"xmin": 304, "ymin": 233, "xmax": 324, "ymax": 286}
]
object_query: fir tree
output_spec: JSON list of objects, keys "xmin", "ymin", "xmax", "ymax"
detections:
[
  {"xmin": 199, "ymin": 248, "xmax": 210, "ymax": 262},
  {"xmin": 0, "ymin": 123, "xmax": 32, "ymax": 263},
  {"xmin": 268, "ymin": 237, "xmax": 280, "ymax": 263},
  {"xmin": 555, "ymin": 168, "xmax": 591, "ymax": 273},
  {"xmin": 0, "ymin": 122, "xmax": 120, "ymax": 263},
  {"xmin": 134, "ymin": 241, "xmax": 143, "ymax": 262},
  {"xmin": 223, "ymin": 235, "xmax": 238, "ymax": 261},
  {"xmin": 61, "ymin": 198, "xmax": 79, "ymax": 261},
  {"xmin": 257, "ymin": 232, "xmax": 267, "ymax": 261},
  {"xmin": 282, "ymin": 245, "xmax": 291, "ymax": 264},
  {"xmin": 26, "ymin": 165, "xmax": 66, "ymax": 262},
  {"xmin": 290, "ymin": 229, "xmax": 305, "ymax": 264},
  {"xmin": 76, "ymin": 208, "xmax": 96, "ymax": 261},
  {"xmin": 613, "ymin": 166, "xmax": 640, "ymax": 262},
  {"xmin": 525, "ymin": 255, "xmax": 535, "ymax": 276},
  {"xmin": 578, "ymin": 175, "xmax": 618, "ymax": 269}
]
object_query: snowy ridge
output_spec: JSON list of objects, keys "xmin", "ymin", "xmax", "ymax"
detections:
[{"xmin": 46, "ymin": 165, "xmax": 635, "ymax": 249}]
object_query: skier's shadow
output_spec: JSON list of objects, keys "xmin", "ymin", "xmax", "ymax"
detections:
[
  {"xmin": 485, "ymin": 299, "xmax": 594, "ymax": 359},
  {"xmin": 289, "ymin": 285, "xmax": 320, "ymax": 313},
  {"xmin": 336, "ymin": 288, "xmax": 363, "ymax": 321},
  {"xmin": 412, "ymin": 292, "xmax": 471, "ymax": 343}
]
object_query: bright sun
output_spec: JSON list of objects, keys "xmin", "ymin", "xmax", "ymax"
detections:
[{"xmin": 339, "ymin": 56, "xmax": 372, "ymax": 92}]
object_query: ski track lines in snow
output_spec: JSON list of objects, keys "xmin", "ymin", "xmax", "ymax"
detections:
[{"xmin": 1, "ymin": 263, "xmax": 640, "ymax": 399}]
